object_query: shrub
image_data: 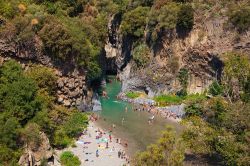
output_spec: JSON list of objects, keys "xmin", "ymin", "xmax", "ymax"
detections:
[
  {"xmin": 53, "ymin": 130, "xmax": 72, "ymax": 148},
  {"xmin": 0, "ymin": 1, "xmax": 17, "ymax": 18},
  {"xmin": 62, "ymin": 112, "xmax": 88, "ymax": 138},
  {"xmin": 208, "ymin": 81, "xmax": 224, "ymax": 96},
  {"xmin": 228, "ymin": 6, "xmax": 250, "ymax": 32},
  {"xmin": 25, "ymin": 66, "xmax": 57, "ymax": 95},
  {"xmin": 132, "ymin": 43, "xmax": 151, "ymax": 67},
  {"xmin": 60, "ymin": 151, "xmax": 81, "ymax": 166},
  {"xmin": 178, "ymin": 68, "xmax": 189, "ymax": 95},
  {"xmin": 176, "ymin": 4, "xmax": 194, "ymax": 33},
  {"xmin": 21, "ymin": 123, "xmax": 41, "ymax": 151}
]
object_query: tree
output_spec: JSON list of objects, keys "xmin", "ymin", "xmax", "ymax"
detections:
[
  {"xmin": 25, "ymin": 65, "xmax": 57, "ymax": 95},
  {"xmin": 0, "ymin": 117, "xmax": 21, "ymax": 149},
  {"xmin": 176, "ymin": 4, "xmax": 194, "ymax": 34},
  {"xmin": 222, "ymin": 52, "xmax": 250, "ymax": 102},
  {"xmin": 177, "ymin": 68, "xmax": 189, "ymax": 96},
  {"xmin": 181, "ymin": 116, "xmax": 217, "ymax": 154},
  {"xmin": 134, "ymin": 126, "xmax": 185, "ymax": 166},
  {"xmin": 121, "ymin": 6, "xmax": 150, "ymax": 37},
  {"xmin": 0, "ymin": 60, "xmax": 22, "ymax": 83}
]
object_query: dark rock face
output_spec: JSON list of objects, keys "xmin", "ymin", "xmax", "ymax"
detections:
[
  {"xmin": 104, "ymin": 14, "xmax": 133, "ymax": 75},
  {"xmin": 105, "ymin": 15, "xmax": 250, "ymax": 96}
]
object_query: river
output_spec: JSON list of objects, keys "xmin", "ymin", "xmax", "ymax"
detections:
[{"xmin": 95, "ymin": 76, "xmax": 181, "ymax": 156}]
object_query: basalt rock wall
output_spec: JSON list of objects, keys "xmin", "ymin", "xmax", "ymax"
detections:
[
  {"xmin": 0, "ymin": 35, "xmax": 92, "ymax": 109},
  {"xmin": 104, "ymin": 13, "xmax": 250, "ymax": 96}
]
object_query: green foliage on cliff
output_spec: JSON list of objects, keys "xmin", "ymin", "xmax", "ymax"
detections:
[
  {"xmin": 176, "ymin": 3, "xmax": 194, "ymax": 32},
  {"xmin": 0, "ymin": 60, "xmax": 88, "ymax": 165},
  {"xmin": 60, "ymin": 151, "xmax": 81, "ymax": 166},
  {"xmin": 132, "ymin": 43, "xmax": 151, "ymax": 67},
  {"xmin": 177, "ymin": 68, "xmax": 189, "ymax": 96},
  {"xmin": 121, "ymin": 6, "xmax": 150, "ymax": 37},
  {"xmin": 208, "ymin": 81, "xmax": 224, "ymax": 96},
  {"xmin": 181, "ymin": 53, "xmax": 250, "ymax": 165},
  {"xmin": 228, "ymin": 5, "xmax": 250, "ymax": 32}
]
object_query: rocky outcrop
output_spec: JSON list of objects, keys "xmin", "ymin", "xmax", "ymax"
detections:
[
  {"xmin": 18, "ymin": 132, "xmax": 54, "ymax": 166},
  {"xmin": 106, "ymin": 13, "xmax": 250, "ymax": 96},
  {"xmin": 56, "ymin": 69, "xmax": 91, "ymax": 108},
  {"xmin": 104, "ymin": 14, "xmax": 133, "ymax": 74},
  {"xmin": 0, "ymin": 55, "xmax": 91, "ymax": 109}
]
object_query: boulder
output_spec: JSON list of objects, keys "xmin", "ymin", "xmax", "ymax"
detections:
[
  {"xmin": 57, "ymin": 79, "xmax": 64, "ymax": 88},
  {"xmin": 57, "ymin": 96, "xmax": 64, "ymax": 103},
  {"xmin": 63, "ymin": 100, "xmax": 71, "ymax": 107}
]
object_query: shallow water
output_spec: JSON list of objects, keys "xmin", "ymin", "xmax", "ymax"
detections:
[{"xmin": 96, "ymin": 76, "xmax": 181, "ymax": 155}]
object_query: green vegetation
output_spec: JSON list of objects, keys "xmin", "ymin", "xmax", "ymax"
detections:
[
  {"xmin": 60, "ymin": 151, "xmax": 81, "ymax": 166},
  {"xmin": 0, "ymin": 0, "xmax": 121, "ymax": 81},
  {"xmin": 126, "ymin": 91, "xmax": 141, "ymax": 99},
  {"xmin": 0, "ymin": 60, "xmax": 88, "ymax": 165},
  {"xmin": 176, "ymin": 4, "xmax": 194, "ymax": 32},
  {"xmin": 134, "ymin": 126, "xmax": 185, "ymax": 166},
  {"xmin": 228, "ymin": 5, "xmax": 250, "ymax": 32},
  {"xmin": 139, "ymin": 52, "xmax": 250, "ymax": 165},
  {"xmin": 182, "ymin": 53, "xmax": 250, "ymax": 165},
  {"xmin": 177, "ymin": 68, "xmax": 189, "ymax": 96},
  {"xmin": 222, "ymin": 52, "xmax": 250, "ymax": 102},
  {"xmin": 121, "ymin": 6, "xmax": 150, "ymax": 37},
  {"xmin": 208, "ymin": 81, "xmax": 224, "ymax": 96},
  {"xmin": 154, "ymin": 95, "xmax": 183, "ymax": 105},
  {"xmin": 132, "ymin": 43, "xmax": 151, "ymax": 67},
  {"xmin": 154, "ymin": 93, "xmax": 206, "ymax": 106}
]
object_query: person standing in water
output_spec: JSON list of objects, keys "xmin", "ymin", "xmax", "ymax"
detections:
[
  {"xmin": 125, "ymin": 106, "xmax": 128, "ymax": 113},
  {"xmin": 122, "ymin": 117, "xmax": 125, "ymax": 125}
]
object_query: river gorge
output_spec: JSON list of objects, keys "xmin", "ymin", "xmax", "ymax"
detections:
[{"xmin": 95, "ymin": 76, "xmax": 182, "ymax": 156}]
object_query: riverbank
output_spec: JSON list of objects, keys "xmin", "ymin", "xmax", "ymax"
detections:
[
  {"xmin": 117, "ymin": 92, "xmax": 184, "ymax": 123},
  {"xmin": 56, "ymin": 121, "xmax": 129, "ymax": 166}
]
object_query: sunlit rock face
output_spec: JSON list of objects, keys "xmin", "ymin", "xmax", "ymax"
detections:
[{"xmin": 106, "ymin": 13, "xmax": 249, "ymax": 96}]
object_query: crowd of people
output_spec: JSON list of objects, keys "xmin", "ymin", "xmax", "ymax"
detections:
[
  {"xmin": 117, "ymin": 93, "xmax": 184, "ymax": 122},
  {"xmin": 89, "ymin": 113, "xmax": 130, "ymax": 165}
]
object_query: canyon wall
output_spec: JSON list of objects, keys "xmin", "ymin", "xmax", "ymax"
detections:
[
  {"xmin": 0, "ymin": 36, "xmax": 92, "ymax": 109},
  {"xmin": 104, "ymin": 13, "xmax": 250, "ymax": 96}
]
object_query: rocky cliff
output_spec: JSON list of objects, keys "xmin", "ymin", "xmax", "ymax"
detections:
[
  {"xmin": 0, "ymin": 35, "xmax": 92, "ymax": 109},
  {"xmin": 104, "ymin": 11, "xmax": 250, "ymax": 96}
]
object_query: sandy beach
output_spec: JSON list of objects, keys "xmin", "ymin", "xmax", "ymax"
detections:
[{"xmin": 56, "ymin": 121, "xmax": 129, "ymax": 166}]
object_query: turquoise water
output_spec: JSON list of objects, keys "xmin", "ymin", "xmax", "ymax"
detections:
[{"xmin": 96, "ymin": 76, "xmax": 181, "ymax": 155}]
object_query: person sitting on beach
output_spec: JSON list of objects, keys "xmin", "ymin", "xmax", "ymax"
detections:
[
  {"xmin": 124, "ymin": 142, "xmax": 128, "ymax": 148},
  {"xmin": 106, "ymin": 142, "xmax": 109, "ymax": 149},
  {"xmin": 118, "ymin": 150, "xmax": 121, "ymax": 158}
]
